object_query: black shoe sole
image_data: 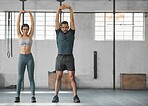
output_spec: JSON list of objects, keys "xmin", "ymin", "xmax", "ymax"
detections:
[
  {"xmin": 14, "ymin": 101, "xmax": 20, "ymax": 103},
  {"xmin": 74, "ymin": 101, "xmax": 80, "ymax": 103},
  {"xmin": 52, "ymin": 101, "xmax": 59, "ymax": 103}
]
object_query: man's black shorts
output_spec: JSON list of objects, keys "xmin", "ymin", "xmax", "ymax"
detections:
[{"xmin": 55, "ymin": 54, "xmax": 75, "ymax": 71}]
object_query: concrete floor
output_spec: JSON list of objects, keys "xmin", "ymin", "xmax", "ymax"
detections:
[{"xmin": 0, "ymin": 88, "xmax": 148, "ymax": 106}]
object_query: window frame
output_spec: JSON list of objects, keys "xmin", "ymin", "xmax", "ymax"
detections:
[
  {"xmin": 95, "ymin": 12, "xmax": 144, "ymax": 41},
  {"xmin": 0, "ymin": 11, "xmax": 70, "ymax": 40}
]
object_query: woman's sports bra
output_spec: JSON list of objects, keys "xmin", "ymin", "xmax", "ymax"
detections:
[{"xmin": 19, "ymin": 37, "xmax": 32, "ymax": 47}]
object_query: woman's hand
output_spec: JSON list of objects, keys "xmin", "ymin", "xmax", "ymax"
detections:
[{"xmin": 19, "ymin": 10, "xmax": 26, "ymax": 14}]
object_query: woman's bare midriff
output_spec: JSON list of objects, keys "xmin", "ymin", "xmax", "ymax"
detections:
[{"xmin": 20, "ymin": 46, "xmax": 31, "ymax": 54}]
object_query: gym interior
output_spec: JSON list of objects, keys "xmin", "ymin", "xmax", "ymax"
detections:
[{"xmin": 0, "ymin": 0, "xmax": 148, "ymax": 106}]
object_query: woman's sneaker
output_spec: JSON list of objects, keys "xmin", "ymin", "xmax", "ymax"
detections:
[
  {"xmin": 52, "ymin": 95, "xmax": 59, "ymax": 103},
  {"xmin": 31, "ymin": 96, "xmax": 36, "ymax": 103},
  {"xmin": 14, "ymin": 97, "xmax": 20, "ymax": 103},
  {"xmin": 73, "ymin": 95, "xmax": 80, "ymax": 103}
]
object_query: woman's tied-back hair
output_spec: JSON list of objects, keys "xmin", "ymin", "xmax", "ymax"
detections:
[{"xmin": 21, "ymin": 24, "xmax": 29, "ymax": 30}]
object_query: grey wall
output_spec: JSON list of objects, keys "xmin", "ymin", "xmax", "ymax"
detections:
[{"xmin": 0, "ymin": 0, "xmax": 148, "ymax": 89}]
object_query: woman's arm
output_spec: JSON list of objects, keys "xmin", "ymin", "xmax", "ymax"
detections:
[
  {"xmin": 17, "ymin": 10, "xmax": 24, "ymax": 38},
  {"xmin": 28, "ymin": 11, "xmax": 34, "ymax": 38}
]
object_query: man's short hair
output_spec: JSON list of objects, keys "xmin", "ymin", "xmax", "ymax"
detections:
[{"xmin": 61, "ymin": 21, "xmax": 69, "ymax": 26}]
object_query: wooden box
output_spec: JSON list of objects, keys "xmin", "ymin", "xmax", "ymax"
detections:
[
  {"xmin": 61, "ymin": 73, "xmax": 72, "ymax": 90},
  {"xmin": 120, "ymin": 73, "xmax": 146, "ymax": 90},
  {"xmin": 48, "ymin": 72, "xmax": 56, "ymax": 89},
  {"xmin": 48, "ymin": 72, "xmax": 72, "ymax": 90}
]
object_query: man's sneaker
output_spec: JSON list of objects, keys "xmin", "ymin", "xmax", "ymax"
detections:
[
  {"xmin": 31, "ymin": 96, "xmax": 36, "ymax": 103},
  {"xmin": 52, "ymin": 95, "xmax": 59, "ymax": 103},
  {"xmin": 14, "ymin": 97, "xmax": 20, "ymax": 103},
  {"xmin": 73, "ymin": 95, "xmax": 80, "ymax": 103}
]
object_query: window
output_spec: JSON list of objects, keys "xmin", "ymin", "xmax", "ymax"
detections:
[
  {"xmin": 0, "ymin": 12, "xmax": 5, "ymax": 39},
  {"xmin": 0, "ymin": 12, "xmax": 70, "ymax": 40},
  {"xmin": 36, "ymin": 13, "xmax": 45, "ymax": 40},
  {"xmin": 46, "ymin": 13, "xmax": 56, "ymax": 40},
  {"xmin": 95, "ymin": 13, "xmax": 144, "ymax": 41}
]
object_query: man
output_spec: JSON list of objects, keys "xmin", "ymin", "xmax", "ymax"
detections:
[{"xmin": 52, "ymin": 4, "xmax": 80, "ymax": 103}]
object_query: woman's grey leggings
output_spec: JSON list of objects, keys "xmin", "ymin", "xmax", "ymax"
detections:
[{"xmin": 17, "ymin": 53, "xmax": 35, "ymax": 97}]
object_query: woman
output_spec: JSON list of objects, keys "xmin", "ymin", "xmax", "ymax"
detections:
[{"xmin": 15, "ymin": 10, "xmax": 36, "ymax": 103}]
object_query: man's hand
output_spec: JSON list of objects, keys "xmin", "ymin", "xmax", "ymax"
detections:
[
  {"xmin": 62, "ymin": 4, "xmax": 71, "ymax": 9},
  {"xmin": 58, "ymin": 5, "xmax": 66, "ymax": 11}
]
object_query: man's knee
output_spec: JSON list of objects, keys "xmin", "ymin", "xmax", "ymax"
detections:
[
  {"xmin": 69, "ymin": 74, "xmax": 75, "ymax": 81},
  {"xmin": 56, "ymin": 74, "xmax": 62, "ymax": 81}
]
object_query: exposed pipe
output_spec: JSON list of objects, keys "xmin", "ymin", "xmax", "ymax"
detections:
[
  {"xmin": 1, "ymin": 11, "xmax": 146, "ymax": 14},
  {"xmin": 57, "ymin": 0, "xmax": 65, "ymax": 23},
  {"xmin": 20, "ymin": 0, "xmax": 27, "ymax": 24},
  {"xmin": 113, "ymin": 0, "xmax": 116, "ymax": 90},
  {"xmin": 19, "ymin": 0, "xmax": 27, "ymax": 91}
]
